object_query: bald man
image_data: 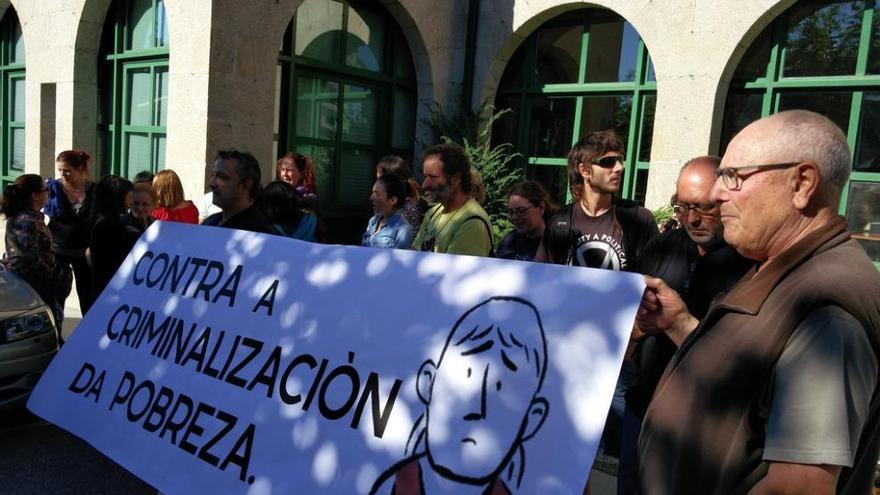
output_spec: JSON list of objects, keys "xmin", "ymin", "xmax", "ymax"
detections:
[{"xmin": 636, "ymin": 111, "xmax": 880, "ymax": 495}]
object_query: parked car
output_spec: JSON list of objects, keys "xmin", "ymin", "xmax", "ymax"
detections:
[{"xmin": 0, "ymin": 268, "xmax": 59, "ymax": 410}]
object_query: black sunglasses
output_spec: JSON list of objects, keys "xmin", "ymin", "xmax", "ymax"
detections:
[{"xmin": 592, "ymin": 154, "xmax": 626, "ymax": 168}]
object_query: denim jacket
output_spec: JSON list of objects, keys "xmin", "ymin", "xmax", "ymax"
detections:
[{"xmin": 361, "ymin": 211, "xmax": 412, "ymax": 249}]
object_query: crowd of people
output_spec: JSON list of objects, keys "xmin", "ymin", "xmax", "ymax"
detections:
[{"xmin": 2, "ymin": 109, "xmax": 879, "ymax": 494}]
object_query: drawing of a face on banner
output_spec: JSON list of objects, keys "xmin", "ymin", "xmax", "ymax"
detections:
[{"xmin": 372, "ymin": 297, "xmax": 549, "ymax": 495}]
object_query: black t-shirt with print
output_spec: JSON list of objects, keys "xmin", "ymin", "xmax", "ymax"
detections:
[{"xmin": 566, "ymin": 206, "xmax": 627, "ymax": 270}]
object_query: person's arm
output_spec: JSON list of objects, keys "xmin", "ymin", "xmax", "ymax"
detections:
[
  {"xmin": 636, "ymin": 276, "xmax": 699, "ymax": 347},
  {"xmin": 747, "ymin": 463, "xmax": 840, "ymax": 495},
  {"xmin": 755, "ymin": 306, "xmax": 876, "ymax": 495},
  {"xmin": 394, "ymin": 221, "xmax": 413, "ymax": 249}
]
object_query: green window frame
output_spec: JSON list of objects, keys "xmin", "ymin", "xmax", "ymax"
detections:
[
  {"xmin": 98, "ymin": 0, "xmax": 169, "ymax": 179},
  {"xmin": 492, "ymin": 9, "xmax": 657, "ymax": 206},
  {"xmin": 277, "ymin": 0, "xmax": 417, "ymax": 224},
  {"xmin": 721, "ymin": 0, "xmax": 880, "ymax": 265},
  {"xmin": 0, "ymin": 7, "xmax": 24, "ymax": 189}
]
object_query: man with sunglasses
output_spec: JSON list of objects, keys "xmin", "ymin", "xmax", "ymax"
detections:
[
  {"xmin": 638, "ymin": 111, "xmax": 880, "ymax": 495},
  {"xmin": 536, "ymin": 130, "xmax": 657, "ymax": 271}
]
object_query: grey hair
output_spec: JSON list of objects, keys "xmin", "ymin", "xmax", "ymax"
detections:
[{"xmin": 772, "ymin": 110, "xmax": 851, "ymax": 204}]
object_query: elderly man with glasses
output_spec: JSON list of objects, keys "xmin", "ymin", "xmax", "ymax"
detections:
[{"xmin": 637, "ymin": 110, "xmax": 880, "ymax": 495}]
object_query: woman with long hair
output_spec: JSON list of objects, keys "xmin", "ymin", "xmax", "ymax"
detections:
[
  {"xmin": 45, "ymin": 149, "xmax": 97, "ymax": 313},
  {"xmin": 276, "ymin": 152, "xmax": 318, "ymax": 210},
  {"xmin": 151, "ymin": 169, "xmax": 198, "ymax": 224},
  {"xmin": 257, "ymin": 181, "xmax": 319, "ymax": 242},
  {"xmin": 361, "ymin": 174, "xmax": 412, "ymax": 249},
  {"xmin": 2, "ymin": 174, "xmax": 70, "ymax": 335},
  {"xmin": 89, "ymin": 175, "xmax": 136, "ymax": 296},
  {"xmin": 497, "ymin": 181, "xmax": 558, "ymax": 261},
  {"xmin": 376, "ymin": 155, "xmax": 425, "ymax": 234}
]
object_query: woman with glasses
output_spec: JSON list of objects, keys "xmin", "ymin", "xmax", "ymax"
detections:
[
  {"xmin": 497, "ymin": 181, "xmax": 558, "ymax": 261},
  {"xmin": 2, "ymin": 174, "xmax": 70, "ymax": 335},
  {"xmin": 361, "ymin": 174, "xmax": 413, "ymax": 249}
]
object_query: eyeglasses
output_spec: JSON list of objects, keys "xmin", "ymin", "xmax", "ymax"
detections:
[
  {"xmin": 715, "ymin": 162, "xmax": 800, "ymax": 190},
  {"xmin": 672, "ymin": 202, "xmax": 717, "ymax": 215},
  {"xmin": 592, "ymin": 154, "xmax": 626, "ymax": 168},
  {"xmin": 507, "ymin": 205, "xmax": 534, "ymax": 218}
]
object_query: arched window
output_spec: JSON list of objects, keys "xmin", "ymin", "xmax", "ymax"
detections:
[
  {"xmin": 276, "ymin": 0, "xmax": 417, "ymax": 225},
  {"xmin": 492, "ymin": 9, "xmax": 656, "ymax": 205},
  {"xmin": 0, "ymin": 7, "xmax": 24, "ymax": 188},
  {"xmin": 98, "ymin": 0, "xmax": 169, "ymax": 179},
  {"xmin": 721, "ymin": 0, "xmax": 880, "ymax": 264}
]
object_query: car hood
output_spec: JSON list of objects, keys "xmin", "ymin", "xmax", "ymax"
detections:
[{"xmin": 0, "ymin": 270, "xmax": 42, "ymax": 313}]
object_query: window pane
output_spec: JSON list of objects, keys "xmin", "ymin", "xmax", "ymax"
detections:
[
  {"xmin": 295, "ymin": 0, "xmax": 343, "ymax": 63},
  {"xmin": 156, "ymin": 0, "xmax": 169, "ymax": 47},
  {"xmin": 11, "ymin": 17, "xmax": 23, "ymax": 63},
  {"xmin": 337, "ymin": 148, "xmax": 374, "ymax": 206},
  {"xmin": 126, "ymin": 133, "xmax": 151, "ymax": 177},
  {"xmin": 12, "ymin": 77, "xmax": 25, "ymax": 122},
  {"xmin": 776, "ymin": 91, "xmax": 852, "ymax": 135},
  {"xmin": 585, "ymin": 20, "xmax": 640, "ymax": 83},
  {"xmin": 720, "ymin": 92, "xmax": 764, "ymax": 154},
  {"xmin": 528, "ymin": 165, "xmax": 568, "ymax": 206},
  {"xmin": 499, "ymin": 44, "xmax": 526, "ymax": 90},
  {"xmin": 528, "ymin": 96, "xmax": 576, "ymax": 157},
  {"xmin": 155, "ymin": 67, "xmax": 168, "ymax": 127},
  {"xmin": 870, "ymin": 6, "xmax": 880, "ymax": 74},
  {"xmin": 634, "ymin": 168, "xmax": 649, "ymax": 206},
  {"xmin": 296, "ymin": 144, "xmax": 335, "ymax": 203},
  {"xmin": 345, "ymin": 5, "xmax": 384, "ymax": 72},
  {"xmin": 646, "ymin": 56, "xmax": 656, "ymax": 82},
  {"xmin": 732, "ymin": 25, "xmax": 772, "ymax": 82},
  {"xmin": 127, "ymin": 68, "xmax": 152, "ymax": 126},
  {"xmin": 393, "ymin": 33, "xmax": 416, "ymax": 80},
  {"xmin": 855, "ymin": 92, "xmax": 880, "ymax": 172},
  {"xmin": 535, "ymin": 24, "xmax": 582, "ymax": 85},
  {"xmin": 296, "ymin": 76, "xmax": 338, "ymax": 140},
  {"xmin": 341, "ymin": 84, "xmax": 377, "ymax": 145},
  {"xmin": 845, "ymin": 181, "xmax": 880, "ymax": 263},
  {"xmin": 579, "ymin": 95, "xmax": 632, "ymax": 144},
  {"xmin": 392, "ymin": 89, "xmax": 416, "ymax": 149},
  {"xmin": 274, "ymin": 64, "xmax": 282, "ymax": 135},
  {"xmin": 154, "ymin": 135, "xmax": 166, "ymax": 170},
  {"xmin": 782, "ymin": 1, "xmax": 867, "ymax": 77},
  {"xmin": 11, "ymin": 128, "xmax": 24, "ymax": 171},
  {"xmin": 491, "ymin": 94, "xmax": 521, "ymax": 148},
  {"xmin": 129, "ymin": 0, "xmax": 155, "ymax": 50},
  {"xmin": 638, "ymin": 94, "xmax": 656, "ymax": 162}
]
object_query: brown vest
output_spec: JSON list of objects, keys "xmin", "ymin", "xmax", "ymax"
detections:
[{"xmin": 639, "ymin": 217, "xmax": 880, "ymax": 495}]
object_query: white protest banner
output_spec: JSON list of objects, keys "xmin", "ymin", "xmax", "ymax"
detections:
[{"xmin": 28, "ymin": 221, "xmax": 644, "ymax": 495}]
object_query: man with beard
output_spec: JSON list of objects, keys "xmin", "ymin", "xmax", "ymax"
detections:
[
  {"xmin": 412, "ymin": 143, "xmax": 492, "ymax": 256},
  {"xmin": 535, "ymin": 130, "xmax": 657, "ymax": 271}
]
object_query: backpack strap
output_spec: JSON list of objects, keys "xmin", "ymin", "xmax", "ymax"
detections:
[{"xmin": 544, "ymin": 205, "xmax": 575, "ymax": 264}]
